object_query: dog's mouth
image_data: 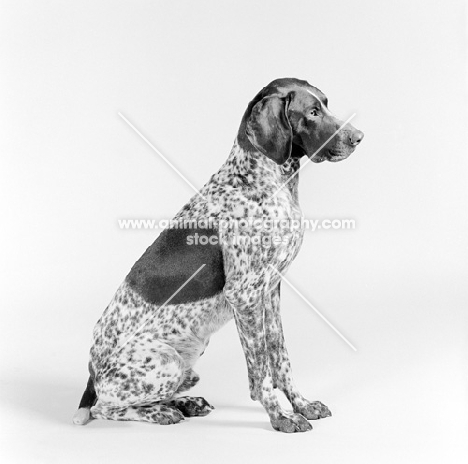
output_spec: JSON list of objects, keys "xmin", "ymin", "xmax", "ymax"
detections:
[
  {"xmin": 324, "ymin": 147, "xmax": 354, "ymax": 163},
  {"xmin": 324, "ymin": 148, "xmax": 353, "ymax": 162},
  {"xmin": 309, "ymin": 149, "xmax": 351, "ymax": 163}
]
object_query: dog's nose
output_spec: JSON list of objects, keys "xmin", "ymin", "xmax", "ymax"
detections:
[{"xmin": 349, "ymin": 130, "xmax": 364, "ymax": 146}]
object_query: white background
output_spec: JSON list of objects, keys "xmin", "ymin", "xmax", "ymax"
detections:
[{"xmin": 1, "ymin": 1, "xmax": 467, "ymax": 463}]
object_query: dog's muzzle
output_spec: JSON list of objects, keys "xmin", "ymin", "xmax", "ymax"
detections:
[{"xmin": 321, "ymin": 127, "xmax": 364, "ymax": 163}]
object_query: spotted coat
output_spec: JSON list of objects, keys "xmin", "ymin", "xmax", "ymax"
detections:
[{"xmin": 73, "ymin": 77, "xmax": 364, "ymax": 432}]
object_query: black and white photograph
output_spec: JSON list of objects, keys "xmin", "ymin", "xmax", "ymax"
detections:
[{"xmin": 1, "ymin": 1, "xmax": 467, "ymax": 462}]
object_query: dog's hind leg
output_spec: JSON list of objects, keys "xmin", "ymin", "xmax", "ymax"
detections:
[
  {"xmin": 91, "ymin": 401, "xmax": 185, "ymax": 424},
  {"xmin": 89, "ymin": 334, "xmax": 188, "ymax": 424},
  {"xmin": 164, "ymin": 368, "xmax": 214, "ymax": 417},
  {"xmin": 165, "ymin": 396, "xmax": 214, "ymax": 417},
  {"xmin": 176, "ymin": 368, "xmax": 200, "ymax": 392}
]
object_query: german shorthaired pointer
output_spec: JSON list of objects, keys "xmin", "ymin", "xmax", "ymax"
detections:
[{"xmin": 73, "ymin": 78, "xmax": 363, "ymax": 432}]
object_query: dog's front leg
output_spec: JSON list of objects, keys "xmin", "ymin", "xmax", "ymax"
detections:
[
  {"xmin": 224, "ymin": 275, "xmax": 312, "ymax": 433},
  {"xmin": 265, "ymin": 284, "xmax": 332, "ymax": 420}
]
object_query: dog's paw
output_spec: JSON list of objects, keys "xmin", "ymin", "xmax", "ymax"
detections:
[
  {"xmin": 168, "ymin": 396, "xmax": 215, "ymax": 417},
  {"xmin": 270, "ymin": 411, "xmax": 312, "ymax": 433},
  {"xmin": 294, "ymin": 400, "xmax": 332, "ymax": 420},
  {"xmin": 151, "ymin": 405, "xmax": 186, "ymax": 425}
]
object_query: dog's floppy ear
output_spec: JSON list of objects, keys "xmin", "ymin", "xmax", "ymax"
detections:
[{"xmin": 245, "ymin": 95, "xmax": 292, "ymax": 165}]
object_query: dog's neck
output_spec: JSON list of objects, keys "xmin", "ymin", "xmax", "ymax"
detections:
[{"xmin": 215, "ymin": 140, "xmax": 302, "ymax": 202}]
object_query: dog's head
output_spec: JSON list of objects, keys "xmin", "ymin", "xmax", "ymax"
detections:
[{"xmin": 238, "ymin": 78, "xmax": 364, "ymax": 165}]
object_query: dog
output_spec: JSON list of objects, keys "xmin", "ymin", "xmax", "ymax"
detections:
[{"xmin": 73, "ymin": 77, "xmax": 363, "ymax": 432}]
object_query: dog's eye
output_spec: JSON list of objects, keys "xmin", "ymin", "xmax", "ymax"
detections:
[{"xmin": 310, "ymin": 109, "xmax": 319, "ymax": 117}]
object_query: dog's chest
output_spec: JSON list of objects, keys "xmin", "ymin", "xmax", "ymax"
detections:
[{"xmin": 268, "ymin": 188, "xmax": 305, "ymax": 271}]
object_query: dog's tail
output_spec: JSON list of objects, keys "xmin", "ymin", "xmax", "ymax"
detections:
[{"xmin": 72, "ymin": 374, "xmax": 97, "ymax": 425}]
